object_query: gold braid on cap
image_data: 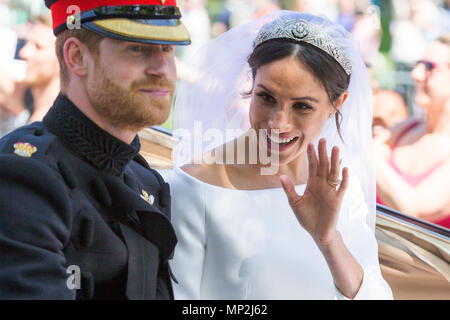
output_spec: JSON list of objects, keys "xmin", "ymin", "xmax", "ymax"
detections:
[{"xmin": 253, "ymin": 18, "xmax": 352, "ymax": 75}]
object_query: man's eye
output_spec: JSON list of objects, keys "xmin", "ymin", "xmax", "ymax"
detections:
[
  {"xmin": 130, "ymin": 46, "xmax": 143, "ymax": 53},
  {"xmin": 162, "ymin": 46, "xmax": 173, "ymax": 53}
]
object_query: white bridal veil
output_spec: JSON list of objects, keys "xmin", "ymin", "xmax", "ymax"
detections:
[{"xmin": 173, "ymin": 10, "xmax": 376, "ymax": 230}]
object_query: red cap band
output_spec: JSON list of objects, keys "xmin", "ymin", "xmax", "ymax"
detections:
[{"xmin": 50, "ymin": 0, "xmax": 177, "ymax": 31}]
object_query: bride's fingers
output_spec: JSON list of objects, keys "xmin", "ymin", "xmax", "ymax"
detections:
[
  {"xmin": 328, "ymin": 146, "xmax": 340, "ymax": 182},
  {"xmin": 280, "ymin": 175, "xmax": 303, "ymax": 210},
  {"xmin": 318, "ymin": 138, "xmax": 329, "ymax": 178},
  {"xmin": 307, "ymin": 143, "xmax": 318, "ymax": 177},
  {"xmin": 337, "ymin": 167, "xmax": 349, "ymax": 198}
]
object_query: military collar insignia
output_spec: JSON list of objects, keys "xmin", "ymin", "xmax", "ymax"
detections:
[
  {"xmin": 43, "ymin": 94, "xmax": 141, "ymax": 176},
  {"xmin": 140, "ymin": 189, "xmax": 155, "ymax": 205},
  {"xmin": 13, "ymin": 142, "xmax": 37, "ymax": 157}
]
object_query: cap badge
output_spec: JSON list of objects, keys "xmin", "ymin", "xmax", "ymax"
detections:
[
  {"xmin": 67, "ymin": 14, "xmax": 76, "ymax": 26},
  {"xmin": 13, "ymin": 142, "xmax": 37, "ymax": 158},
  {"xmin": 161, "ymin": 0, "xmax": 166, "ymax": 4},
  {"xmin": 141, "ymin": 189, "xmax": 155, "ymax": 205}
]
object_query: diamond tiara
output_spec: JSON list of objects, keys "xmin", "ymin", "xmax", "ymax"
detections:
[{"xmin": 253, "ymin": 18, "xmax": 352, "ymax": 75}]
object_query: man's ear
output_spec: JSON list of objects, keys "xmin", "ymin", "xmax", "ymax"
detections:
[{"xmin": 63, "ymin": 37, "xmax": 91, "ymax": 78}]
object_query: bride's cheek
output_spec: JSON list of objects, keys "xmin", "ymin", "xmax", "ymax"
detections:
[{"xmin": 250, "ymin": 104, "xmax": 268, "ymax": 128}]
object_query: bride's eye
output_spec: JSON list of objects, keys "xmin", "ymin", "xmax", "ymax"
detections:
[
  {"xmin": 293, "ymin": 102, "xmax": 313, "ymax": 111},
  {"xmin": 257, "ymin": 92, "xmax": 276, "ymax": 104}
]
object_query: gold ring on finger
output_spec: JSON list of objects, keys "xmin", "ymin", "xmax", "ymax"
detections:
[{"xmin": 327, "ymin": 178, "xmax": 341, "ymax": 188}]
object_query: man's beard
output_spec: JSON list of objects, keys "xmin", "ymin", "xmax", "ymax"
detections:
[{"xmin": 86, "ymin": 64, "xmax": 174, "ymax": 131}]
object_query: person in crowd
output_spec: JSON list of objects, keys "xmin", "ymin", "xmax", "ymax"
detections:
[
  {"xmin": 0, "ymin": 1, "xmax": 26, "ymax": 137},
  {"xmin": 372, "ymin": 89, "xmax": 408, "ymax": 129},
  {"xmin": 351, "ymin": 3, "xmax": 381, "ymax": 63},
  {"xmin": 337, "ymin": 0, "xmax": 357, "ymax": 32},
  {"xmin": 18, "ymin": 20, "xmax": 59, "ymax": 122},
  {"xmin": 375, "ymin": 32, "xmax": 450, "ymax": 229},
  {"xmin": 0, "ymin": 14, "xmax": 57, "ymax": 136},
  {"xmin": 176, "ymin": 0, "xmax": 211, "ymax": 61},
  {"xmin": 167, "ymin": 11, "xmax": 392, "ymax": 299},
  {"xmin": 0, "ymin": 75, "xmax": 29, "ymax": 137},
  {"xmin": 175, "ymin": 0, "xmax": 211, "ymax": 83},
  {"xmin": 252, "ymin": 0, "xmax": 280, "ymax": 20},
  {"xmin": 0, "ymin": 0, "xmax": 190, "ymax": 299},
  {"xmin": 390, "ymin": 0, "xmax": 442, "ymax": 68},
  {"xmin": 212, "ymin": 0, "xmax": 262, "ymax": 36},
  {"xmin": 291, "ymin": 0, "xmax": 310, "ymax": 12},
  {"xmin": 0, "ymin": 63, "xmax": 29, "ymax": 137},
  {"xmin": 211, "ymin": 3, "xmax": 231, "ymax": 38}
]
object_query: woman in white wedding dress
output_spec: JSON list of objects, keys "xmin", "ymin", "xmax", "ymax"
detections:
[{"xmin": 165, "ymin": 11, "xmax": 393, "ymax": 300}]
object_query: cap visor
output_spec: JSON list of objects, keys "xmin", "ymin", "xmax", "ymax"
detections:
[{"xmin": 86, "ymin": 18, "xmax": 191, "ymax": 45}]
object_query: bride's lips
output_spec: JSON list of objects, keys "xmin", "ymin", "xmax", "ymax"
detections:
[{"xmin": 265, "ymin": 131, "xmax": 299, "ymax": 152}]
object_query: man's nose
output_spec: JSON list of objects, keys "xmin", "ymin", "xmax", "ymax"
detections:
[{"xmin": 145, "ymin": 46, "xmax": 172, "ymax": 78}]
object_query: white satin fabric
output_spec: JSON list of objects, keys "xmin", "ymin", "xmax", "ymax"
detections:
[{"xmin": 162, "ymin": 167, "xmax": 393, "ymax": 300}]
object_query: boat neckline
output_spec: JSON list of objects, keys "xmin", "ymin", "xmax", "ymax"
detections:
[{"xmin": 174, "ymin": 166, "xmax": 307, "ymax": 192}]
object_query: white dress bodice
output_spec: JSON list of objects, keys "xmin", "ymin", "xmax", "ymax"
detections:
[{"xmin": 162, "ymin": 167, "xmax": 393, "ymax": 300}]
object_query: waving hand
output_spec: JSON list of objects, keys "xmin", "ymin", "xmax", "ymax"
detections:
[{"xmin": 280, "ymin": 138, "xmax": 349, "ymax": 246}]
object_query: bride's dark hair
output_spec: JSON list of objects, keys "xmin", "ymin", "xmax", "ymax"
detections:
[{"xmin": 247, "ymin": 39, "xmax": 351, "ymax": 139}]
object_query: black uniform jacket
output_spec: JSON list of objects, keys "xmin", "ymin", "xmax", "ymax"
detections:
[{"xmin": 0, "ymin": 94, "xmax": 177, "ymax": 300}]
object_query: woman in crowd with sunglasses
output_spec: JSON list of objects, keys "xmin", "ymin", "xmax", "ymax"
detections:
[{"xmin": 375, "ymin": 32, "xmax": 450, "ymax": 229}]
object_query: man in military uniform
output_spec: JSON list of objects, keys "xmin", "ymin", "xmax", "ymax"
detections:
[{"xmin": 0, "ymin": 0, "xmax": 190, "ymax": 299}]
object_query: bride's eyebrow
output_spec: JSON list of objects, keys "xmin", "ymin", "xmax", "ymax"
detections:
[
  {"xmin": 291, "ymin": 96, "xmax": 319, "ymax": 103},
  {"xmin": 256, "ymin": 84, "xmax": 275, "ymax": 94},
  {"xmin": 257, "ymin": 84, "xmax": 318, "ymax": 102}
]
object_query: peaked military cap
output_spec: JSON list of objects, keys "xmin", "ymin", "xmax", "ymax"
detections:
[{"xmin": 45, "ymin": 0, "xmax": 191, "ymax": 45}]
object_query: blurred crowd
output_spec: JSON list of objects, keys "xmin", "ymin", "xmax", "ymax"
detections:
[
  {"xmin": 0, "ymin": 0, "xmax": 58, "ymax": 136},
  {"xmin": 0, "ymin": 0, "xmax": 449, "ymax": 228}
]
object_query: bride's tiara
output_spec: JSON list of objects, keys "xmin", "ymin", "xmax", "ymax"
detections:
[{"xmin": 253, "ymin": 18, "xmax": 352, "ymax": 75}]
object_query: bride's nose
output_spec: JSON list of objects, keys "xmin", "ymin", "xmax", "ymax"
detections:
[{"xmin": 268, "ymin": 109, "xmax": 292, "ymax": 132}]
